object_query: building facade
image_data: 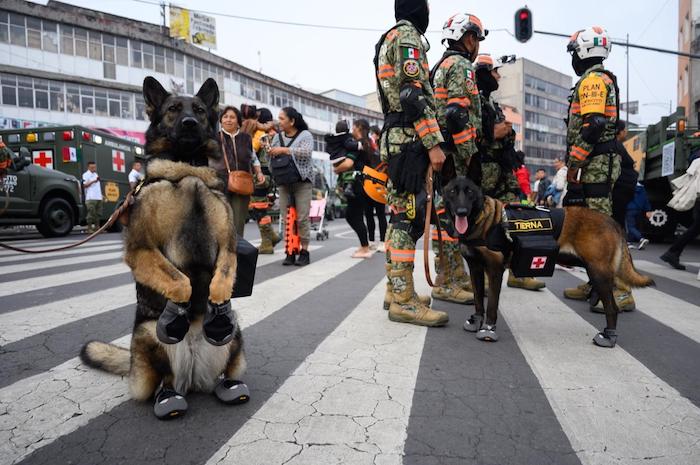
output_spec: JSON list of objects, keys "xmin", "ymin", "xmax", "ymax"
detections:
[
  {"xmin": 678, "ymin": 0, "xmax": 700, "ymax": 127},
  {"xmin": 494, "ymin": 58, "xmax": 572, "ymax": 174},
  {"xmin": 0, "ymin": 0, "xmax": 382, "ymax": 150}
]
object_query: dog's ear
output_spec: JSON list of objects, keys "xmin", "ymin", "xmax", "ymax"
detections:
[
  {"xmin": 196, "ymin": 78, "xmax": 219, "ymax": 110},
  {"xmin": 143, "ymin": 77, "xmax": 169, "ymax": 118},
  {"xmin": 474, "ymin": 183, "xmax": 485, "ymax": 212}
]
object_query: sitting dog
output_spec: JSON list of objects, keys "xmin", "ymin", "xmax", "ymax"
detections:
[
  {"xmin": 442, "ymin": 176, "xmax": 653, "ymax": 348},
  {"xmin": 80, "ymin": 77, "xmax": 249, "ymax": 419}
]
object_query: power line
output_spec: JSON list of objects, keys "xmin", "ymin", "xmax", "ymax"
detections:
[{"xmin": 636, "ymin": 0, "xmax": 674, "ymax": 40}]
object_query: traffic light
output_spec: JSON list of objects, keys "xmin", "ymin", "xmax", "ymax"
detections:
[{"xmin": 514, "ymin": 7, "xmax": 533, "ymax": 43}]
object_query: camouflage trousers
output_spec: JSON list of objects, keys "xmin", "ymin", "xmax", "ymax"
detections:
[
  {"xmin": 580, "ymin": 152, "xmax": 621, "ymax": 216},
  {"xmin": 385, "ymin": 187, "xmax": 423, "ymax": 294},
  {"xmin": 481, "ymin": 161, "xmax": 520, "ymax": 203}
]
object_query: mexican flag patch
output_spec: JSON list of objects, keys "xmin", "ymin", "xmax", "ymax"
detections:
[
  {"xmin": 593, "ymin": 37, "xmax": 607, "ymax": 46},
  {"xmin": 402, "ymin": 47, "xmax": 420, "ymax": 59}
]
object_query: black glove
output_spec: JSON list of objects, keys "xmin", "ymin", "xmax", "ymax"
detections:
[{"xmin": 563, "ymin": 183, "xmax": 586, "ymax": 207}]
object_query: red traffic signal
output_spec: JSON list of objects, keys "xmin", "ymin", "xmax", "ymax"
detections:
[{"xmin": 515, "ymin": 7, "xmax": 533, "ymax": 43}]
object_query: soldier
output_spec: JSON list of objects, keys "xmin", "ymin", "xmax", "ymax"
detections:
[
  {"xmin": 475, "ymin": 53, "xmax": 546, "ymax": 291},
  {"xmin": 561, "ymin": 27, "xmax": 629, "ymax": 307},
  {"xmin": 375, "ymin": 0, "xmax": 449, "ymax": 326},
  {"xmin": 429, "ymin": 13, "xmax": 487, "ymax": 304}
]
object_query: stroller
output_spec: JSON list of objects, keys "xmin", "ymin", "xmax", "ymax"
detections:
[{"xmin": 310, "ymin": 189, "xmax": 329, "ymax": 241}]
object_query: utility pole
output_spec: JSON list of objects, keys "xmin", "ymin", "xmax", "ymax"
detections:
[{"xmin": 160, "ymin": 2, "xmax": 166, "ymax": 31}]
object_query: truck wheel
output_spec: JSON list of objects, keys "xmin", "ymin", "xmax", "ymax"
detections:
[
  {"xmin": 37, "ymin": 198, "xmax": 74, "ymax": 237},
  {"xmin": 642, "ymin": 207, "xmax": 677, "ymax": 243}
]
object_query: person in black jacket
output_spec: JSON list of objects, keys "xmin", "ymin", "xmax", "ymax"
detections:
[{"xmin": 611, "ymin": 121, "xmax": 638, "ymax": 230}]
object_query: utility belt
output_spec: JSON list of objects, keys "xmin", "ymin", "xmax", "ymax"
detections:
[
  {"xmin": 382, "ymin": 112, "xmax": 415, "ymax": 130},
  {"xmin": 581, "ymin": 139, "xmax": 618, "ymax": 199}
]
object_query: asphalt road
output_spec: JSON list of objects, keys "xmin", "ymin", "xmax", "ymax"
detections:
[{"xmin": 1, "ymin": 222, "xmax": 699, "ymax": 465}]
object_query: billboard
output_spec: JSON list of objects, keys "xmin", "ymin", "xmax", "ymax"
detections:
[{"xmin": 169, "ymin": 6, "xmax": 217, "ymax": 49}]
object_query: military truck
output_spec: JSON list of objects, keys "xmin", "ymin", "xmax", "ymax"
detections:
[
  {"xmin": 0, "ymin": 126, "xmax": 144, "ymax": 237},
  {"xmin": 627, "ymin": 108, "xmax": 700, "ymax": 241}
]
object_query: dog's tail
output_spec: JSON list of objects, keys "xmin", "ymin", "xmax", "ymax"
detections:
[
  {"xmin": 80, "ymin": 340, "xmax": 130, "ymax": 376},
  {"xmin": 617, "ymin": 240, "xmax": 655, "ymax": 288}
]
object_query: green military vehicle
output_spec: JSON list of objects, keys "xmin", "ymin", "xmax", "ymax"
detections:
[
  {"xmin": 628, "ymin": 108, "xmax": 700, "ymax": 241},
  {"xmin": 0, "ymin": 125, "xmax": 144, "ymax": 237}
]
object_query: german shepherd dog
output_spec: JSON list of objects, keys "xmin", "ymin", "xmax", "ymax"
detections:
[
  {"xmin": 442, "ymin": 176, "xmax": 654, "ymax": 348},
  {"xmin": 80, "ymin": 77, "xmax": 248, "ymax": 419}
]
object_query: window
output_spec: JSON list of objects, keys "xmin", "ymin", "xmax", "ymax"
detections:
[
  {"xmin": 116, "ymin": 37, "xmax": 128, "ymax": 65},
  {"xmin": 130, "ymin": 40, "xmax": 142, "ymax": 68},
  {"xmin": 108, "ymin": 92, "xmax": 121, "ymax": 117},
  {"xmin": 80, "ymin": 86, "xmax": 94, "ymax": 114},
  {"xmin": 102, "ymin": 34, "xmax": 115, "ymax": 62},
  {"xmin": 174, "ymin": 52, "xmax": 184, "ymax": 78},
  {"xmin": 42, "ymin": 20, "xmax": 58, "ymax": 52},
  {"xmin": 135, "ymin": 94, "xmax": 146, "ymax": 120},
  {"xmin": 103, "ymin": 63, "xmax": 116, "ymax": 80},
  {"xmin": 9, "ymin": 13, "xmax": 25, "ymax": 46},
  {"xmin": 50, "ymin": 81, "xmax": 64, "ymax": 111},
  {"xmin": 26, "ymin": 16, "xmax": 41, "ymax": 49},
  {"xmin": 121, "ymin": 93, "xmax": 132, "ymax": 118},
  {"xmin": 165, "ymin": 49, "xmax": 175, "ymax": 74},
  {"xmin": 89, "ymin": 30, "xmax": 101, "ymax": 60},
  {"xmin": 66, "ymin": 85, "xmax": 80, "ymax": 113},
  {"xmin": 60, "ymin": 25, "xmax": 73, "ymax": 55},
  {"xmin": 1, "ymin": 74, "xmax": 17, "ymax": 106},
  {"xmin": 0, "ymin": 12, "xmax": 9, "ymax": 44},
  {"xmin": 525, "ymin": 93, "xmax": 568, "ymax": 114},
  {"xmin": 94, "ymin": 90, "xmax": 108, "ymax": 116},
  {"xmin": 74, "ymin": 27, "xmax": 87, "ymax": 57},
  {"xmin": 524, "ymin": 75, "xmax": 570, "ymax": 99},
  {"xmin": 34, "ymin": 78, "xmax": 49, "ymax": 109},
  {"xmin": 142, "ymin": 43, "xmax": 154, "ymax": 70},
  {"xmin": 17, "ymin": 77, "xmax": 34, "ymax": 108},
  {"xmin": 154, "ymin": 46, "xmax": 165, "ymax": 73}
]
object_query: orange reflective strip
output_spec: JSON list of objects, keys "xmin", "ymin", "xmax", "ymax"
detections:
[
  {"xmin": 415, "ymin": 118, "xmax": 440, "ymax": 137},
  {"xmin": 436, "ymin": 208, "xmax": 446, "ymax": 214},
  {"xmin": 422, "ymin": 62, "xmax": 429, "ymax": 69},
  {"xmin": 434, "ymin": 87, "xmax": 448, "ymax": 99},
  {"xmin": 387, "ymin": 30, "xmax": 399, "ymax": 41},
  {"xmin": 447, "ymin": 97, "xmax": 471, "ymax": 107},
  {"xmin": 390, "ymin": 248, "xmax": 415, "ymax": 263},
  {"xmin": 604, "ymin": 105, "xmax": 617, "ymax": 116},
  {"xmin": 431, "ymin": 229, "xmax": 458, "ymax": 242},
  {"xmin": 259, "ymin": 216, "xmax": 272, "ymax": 225},
  {"xmin": 453, "ymin": 128, "xmax": 476, "ymax": 144},
  {"xmin": 570, "ymin": 145, "xmax": 590, "ymax": 160},
  {"xmin": 249, "ymin": 201, "xmax": 269, "ymax": 209}
]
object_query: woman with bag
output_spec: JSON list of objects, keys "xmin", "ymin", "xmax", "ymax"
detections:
[
  {"xmin": 211, "ymin": 106, "xmax": 265, "ymax": 237},
  {"xmin": 269, "ymin": 107, "xmax": 314, "ymax": 266},
  {"xmin": 354, "ymin": 119, "xmax": 387, "ymax": 252}
]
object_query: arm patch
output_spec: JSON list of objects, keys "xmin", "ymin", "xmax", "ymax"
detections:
[{"xmin": 578, "ymin": 74, "xmax": 607, "ymax": 115}]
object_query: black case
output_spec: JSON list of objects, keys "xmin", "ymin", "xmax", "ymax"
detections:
[
  {"xmin": 510, "ymin": 235, "xmax": 559, "ymax": 278},
  {"xmin": 232, "ymin": 238, "xmax": 258, "ymax": 298}
]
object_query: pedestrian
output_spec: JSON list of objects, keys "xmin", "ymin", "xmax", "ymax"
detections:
[
  {"xmin": 354, "ymin": 118, "xmax": 387, "ymax": 251},
  {"xmin": 128, "ymin": 160, "xmax": 143, "ymax": 190},
  {"xmin": 82, "ymin": 161, "xmax": 102, "ymax": 233},
  {"xmin": 241, "ymin": 105, "xmax": 281, "ymax": 254},
  {"xmin": 430, "ymin": 12, "xmax": 486, "ymax": 306},
  {"xmin": 269, "ymin": 106, "xmax": 315, "ymax": 266},
  {"xmin": 534, "ymin": 169, "xmax": 551, "ymax": 206},
  {"xmin": 369, "ymin": 125, "xmax": 381, "ymax": 154},
  {"xmin": 549, "ymin": 157, "xmax": 568, "ymax": 207},
  {"xmin": 612, "ymin": 121, "xmax": 639, "ymax": 231},
  {"xmin": 625, "ymin": 182, "xmax": 652, "ymax": 249},
  {"xmin": 561, "ymin": 27, "xmax": 625, "ymax": 322},
  {"xmin": 514, "ymin": 151, "xmax": 532, "ymax": 202},
  {"xmin": 661, "ymin": 153, "xmax": 700, "ymax": 270},
  {"xmin": 375, "ymin": 0, "xmax": 449, "ymax": 326},
  {"xmin": 212, "ymin": 106, "xmax": 265, "ymax": 238}
]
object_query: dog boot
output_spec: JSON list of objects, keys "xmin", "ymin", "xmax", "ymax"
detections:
[
  {"xmin": 383, "ymin": 264, "xmax": 431, "ymax": 310},
  {"xmin": 156, "ymin": 300, "xmax": 191, "ymax": 345},
  {"xmin": 463, "ymin": 313, "xmax": 484, "ymax": 332},
  {"xmin": 153, "ymin": 387, "xmax": 188, "ymax": 420},
  {"xmin": 563, "ymin": 281, "xmax": 592, "ymax": 301},
  {"xmin": 476, "ymin": 323, "xmax": 499, "ymax": 342},
  {"xmin": 660, "ymin": 251, "xmax": 686, "ymax": 270},
  {"xmin": 507, "ymin": 271, "xmax": 545, "ymax": 291},
  {"xmin": 215, "ymin": 379, "xmax": 250, "ymax": 405},
  {"xmin": 282, "ymin": 254, "xmax": 296, "ymax": 266},
  {"xmin": 388, "ymin": 269, "xmax": 448, "ymax": 327},
  {"xmin": 593, "ymin": 328, "xmax": 617, "ymax": 348},
  {"xmin": 295, "ymin": 249, "xmax": 310, "ymax": 266},
  {"xmin": 203, "ymin": 300, "xmax": 235, "ymax": 346}
]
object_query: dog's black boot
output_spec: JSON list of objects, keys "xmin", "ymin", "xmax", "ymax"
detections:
[
  {"xmin": 156, "ymin": 300, "xmax": 191, "ymax": 344},
  {"xmin": 282, "ymin": 254, "xmax": 296, "ymax": 266},
  {"xmin": 463, "ymin": 314, "xmax": 483, "ymax": 332},
  {"xmin": 154, "ymin": 387, "xmax": 188, "ymax": 420},
  {"xmin": 592, "ymin": 328, "xmax": 617, "ymax": 348},
  {"xmin": 295, "ymin": 249, "xmax": 310, "ymax": 267},
  {"xmin": 660, "ymin": 252, "xmax": 686, "ymax": 270},
  {"xmin": 215, "ymin": 379, "xmax": 250, "ymax": 405},
  {"xmin": 476, "ymin": 323, "xmax": 499, "ymax": 342},
  {"xmin": 203, "ymin": 300, "xmax": 235, "ymax": 346}
]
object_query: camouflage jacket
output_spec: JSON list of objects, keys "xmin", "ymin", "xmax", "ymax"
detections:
[
  {"xmin": 376, "ymin": 19, "xmax": 443, "ymax": 154},
  {"xmin": 479, "ymin": 94, "xmax": 515, "ymax": 159},
  {"xmin": 432, "ymin": 51, "xmax": 481, "ymax": 163},
  {"xmin": 566, "ymin": 64, "xmax": 618, "ymax": 170}
]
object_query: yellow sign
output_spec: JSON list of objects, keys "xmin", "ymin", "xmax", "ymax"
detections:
[
  {"xmin": 169, "ymin": 6, "xmax": 217, "ymax": 49},
  {"xmin": 578, "ymin": 74, "xmax": 607, "ymax": 115},
  {"xmin": 105, "ymin": 182, "xmax": 120, "ymax": 202},
  {"xmin": 508, "ymin": 218, "xmax": 553, "ymax": 232}
]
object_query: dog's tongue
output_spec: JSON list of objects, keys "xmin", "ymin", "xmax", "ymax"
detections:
[{"xmin": 455, "ymin": 216, "xmax": 469, "ymax": 235}]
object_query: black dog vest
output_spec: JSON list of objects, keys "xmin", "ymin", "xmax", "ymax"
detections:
[{"xmin": 504, "ymin": 205, "xmax": 563, "ymax": 278}]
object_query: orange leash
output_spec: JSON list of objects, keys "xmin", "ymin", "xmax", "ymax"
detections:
[{"xmin": 423, "ymin": 166, "xmax": 443, "ymax": 287}]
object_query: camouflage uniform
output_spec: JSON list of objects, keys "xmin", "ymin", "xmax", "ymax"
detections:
[
  {"xmin": 430, "ymin": 52, "xmax": 481, "ymax": 302},
  {"xmin": 376, "ymin": 19, "xmax": 446, "ymax": 324},
  {"xmin": 566, "ymin": 64, "xmax": 620, "ymax": 215},
  {"xmin": 480, "ymin": 95, "xmax": 521, "ymax": 204},
  {"xmin": 249, "ymin": 130, "xmax": 280, "ymax": 253}
]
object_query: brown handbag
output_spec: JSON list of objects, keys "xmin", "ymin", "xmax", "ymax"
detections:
[{"xmin": 221, "ymin": 132, "xmax": 254, "ymax": 195}]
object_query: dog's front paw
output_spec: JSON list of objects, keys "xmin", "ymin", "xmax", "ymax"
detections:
[
  {"xmin": 166, "ymin": 279, "xmax": 192, "ymax": 303},
  {"xmin": 209, "ymin": 274, "xmax": 233, "ymax": 304}
]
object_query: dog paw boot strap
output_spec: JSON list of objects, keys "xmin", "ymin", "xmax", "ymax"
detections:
[
  {"xmin": 476, "ymin": 324, "xmax": 499, "ymax": 342},
  {"xmin": 215, "ymin": 379, "xmax": 250, "ymax": 405},
  {"xmin": 153, "ymin": 387, "xmax": 188, "ymax": 420},
  {"xmin": 593, "ymin": 328, "xmax": 617, "ymax": 348},
  {"xmin": 156, "ymin": 301, "xmax": 191, "ymax": 345},
  {"xmin": 463, "ymin": 314, "xmax": 484, "ymax": 333},
  {"xmin": 203, "ymin": 301, "xmax": 235, "ymax": 346}
]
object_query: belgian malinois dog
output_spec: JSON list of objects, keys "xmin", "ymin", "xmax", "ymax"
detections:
[
  {"xmin": 80, "ymin": 77, "xmax": 248, "ymax": 419},
  {"xmin": 442, "ymin": 176, "xmax": 653, "ymax": 348}
]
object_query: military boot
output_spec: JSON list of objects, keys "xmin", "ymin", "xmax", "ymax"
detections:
[
  {"xmin": 431, "ymin": 270, "xmax": 474, "ymax": 304},
  {"xmin": 388, "ymin": 269, "xmax": 449, "ymax": 327},
  {"xmin": 507, "ymin": 270, "xmax": 545, "ymax": 291},
  {"xmin": 563, "ymin": 281, "xmax": 592, "ymax": 300},
  {"xmin": 590, "ymin": 279, "xmax": 636, "ymax": 313},
  {"xmin": 383, "ymin": 264, "xmax": 431, "ymax": 310},
  {"xmin": 451, "ymin": 250, "xmax": 473, "ymax": 293},
  {"xmin": 258, "ymin": 224, "xmax": 274, "ymax": 255}
]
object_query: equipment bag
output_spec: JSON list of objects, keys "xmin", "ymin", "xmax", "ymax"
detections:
[
  {"xmin": 362, "ymin": 163, "xmax": 388, "ymax": 204},
  {"xmin": 270, "ymin": 132, "xmax": 302, "ymax": 185},
  {"xmin": 232, "ymin": 237, "xmax": 259, "ymax": 298},
  {"xmin": 504, "ymin": 205, "xmax": 560, "ymax": 278}
]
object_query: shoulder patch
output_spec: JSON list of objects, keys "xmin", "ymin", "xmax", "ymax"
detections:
[
  {"xmin": 578, "ymin": 74, "xmax": 607, "ymax": 115},
  {"xmin": 403, "ymin": 59, "xmax": 420, "ymax": 78},
  {"xmin": 401, "ymin": 46, "xmax": 421, "ymax": 60},
  {"xmin": 386, "ymin": 29, "xmax": 399, "ymax": 41}
]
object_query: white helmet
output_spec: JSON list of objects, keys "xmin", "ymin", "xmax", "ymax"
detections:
[
  {"xmin": 442, "ymin": 13, "xmax": 487, "ymax": 44},
  {"xmin": 567, "ymin": 26, "xmax": 612, "ymax": 60}
]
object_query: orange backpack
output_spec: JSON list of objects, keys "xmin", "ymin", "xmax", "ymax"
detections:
[{"xmin": 362, "ymin": 162, "xmax": 388, "ymax": 204}]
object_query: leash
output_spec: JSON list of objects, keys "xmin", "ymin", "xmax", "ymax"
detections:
[
  {"xmin": 0, "ymin": 189, "xmax": 135, "ymax": 254},
  {"xmin": 423, "ymin": 166, "xmax": 444, "ymax": 287}
]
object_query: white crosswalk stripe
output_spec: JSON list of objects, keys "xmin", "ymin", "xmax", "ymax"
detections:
[
  {"xmin": 0, "ymin": 250, "xmax": 124, "ymax": 275},
  {"xmin": 0, "ymin": 262, "xmax": 129, "ymax": 297},
  {"xmin": 0, "ymin": 248, "xmax": 357, "ymax": 465},
  {"xmin": 0, "ymin": 242, "xmax": 123, "ymax": 263},
  {"xmin": 634, "ymin": 260, "xmax": 700, "ymax": 288}
]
